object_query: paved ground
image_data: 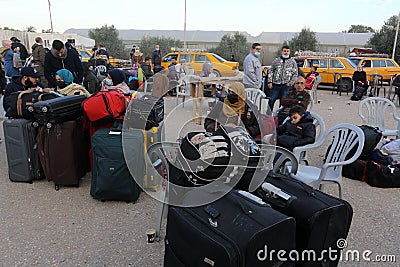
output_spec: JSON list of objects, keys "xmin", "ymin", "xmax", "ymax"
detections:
[{"xmin": 0, "ymin": 89, "xmax": 399, "ymax": 266}]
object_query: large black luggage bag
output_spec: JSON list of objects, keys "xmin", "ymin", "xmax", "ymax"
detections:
[
  {"xmin": 90, "ymin": 125, "xmax": 142, "ymax": 202},
  {"xmin": 164, "ymin": 189, "xmax": 296, "ymax": 267},
  {"xmin": 37, "ymin": 120, "xmax": 88, "ymax": 190},
  {"xmin": 256, "ymin": 172, "xmax": 353, "ymax": 267},
  {"xmin": 32, "ymin": 94, "xmax": 86, "ymax": 128},
  {"xmin": 3, "ymin": 118, "xmax": 44, "ymax": 183}
]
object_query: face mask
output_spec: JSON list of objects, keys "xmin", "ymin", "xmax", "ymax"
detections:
[
  {"xmin": 282, "ymin": 54, "xmax": 289, "ymax": 59},
  {"xmin": 104, "ymin": 78, "xmax": 113, "ymax": 86},
  {"xmin": 25, "ymin": 79, "xmax": 34, "ymax": 88},
  {"xmin": 56, "ymin": 80, "xmax": 67, "ymax": 89},
  {"xmin": 226, "ymin": 93, "xmax": 239, "ymax": 104},
  {"xmin": 135, "ymin": 49, "xmax": 139, "ymax": 53},
  {"xmin": 155, "ymin": 48, "xmax": 159, "ymax": 51},
  {"xmin": 254, "ymin": 52, "xmax": 260, "ymax": 58}
]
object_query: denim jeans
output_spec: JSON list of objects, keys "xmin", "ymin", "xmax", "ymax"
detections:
[{"xmin": 268, "ymin": 84, "xmax": 291, "ymax": 111}]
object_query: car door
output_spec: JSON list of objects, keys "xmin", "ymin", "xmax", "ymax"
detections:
[
  {"xmin": 306, "ymin": 58, "xmax": 330, "ymax": 83},
  {"xmin": 385, "ymin": 59, "xmax": 400, "ymax": 77},
  {"xmin": 192, "ymin": 54, "xmax": 211, "ymax": 76}
]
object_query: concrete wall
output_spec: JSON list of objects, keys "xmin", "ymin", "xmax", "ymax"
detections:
[{"xmin": 0, "ymin": 30, "xmax": 95, "ymax": 53}]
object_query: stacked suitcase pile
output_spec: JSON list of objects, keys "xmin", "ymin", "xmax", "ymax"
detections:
[
  {"xmin": 83, "ymin": 90, "xmax": 165, "ymax": 203},
  {"xmin": 163, "ymin": 130, "xmax": 354, "ymax": 267},
  {"xmin": 3, "ymin": 90, "xmax": 88, "ymax": 189}
]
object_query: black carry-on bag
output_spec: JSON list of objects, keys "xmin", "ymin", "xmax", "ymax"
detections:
[
  {"xmin": 128, "ymin": 94, "xmax": 164, "ymax": 130},
  {"xmin": 164, "ymin": 189, "xmax": 296, "ymax": 267},
  {"xmin": 31, "ymin": 94, "xmax": 86, "ymax": 128},
  {"xmin": 3, "ymin": 118, "xmax": 44, "ymax": 183},
  {"xmin": 256, "ymin": 172, "xmax": 353, "ymax": 267}
]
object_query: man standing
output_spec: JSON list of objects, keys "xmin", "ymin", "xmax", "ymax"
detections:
[
  {"xmin": 31, "ymin": 37, "xmax": 47, "ymax": 85},
  {"xmin": 44, "ymin": 40, "xmax": 83, "ymax": 88},
  {"xmin": 151, "ymin": 44, "xmax": 162, "ymax": 68},
  {"xmin": 243, "ymin": 43, "xmax": 262, "ymax": 90},
  {"xmin": 267, "ymin": 45, "xmax": 298, "ymax": 111}
]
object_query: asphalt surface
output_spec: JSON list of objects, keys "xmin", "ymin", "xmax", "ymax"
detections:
[{"xmin": 0, "ymin": 89, "xmax": 399, "ymax": 266}]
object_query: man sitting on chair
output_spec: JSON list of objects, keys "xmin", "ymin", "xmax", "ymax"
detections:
[{"xmin": 277, "ymin": 76, "xmax": 311, "ymax": 125}]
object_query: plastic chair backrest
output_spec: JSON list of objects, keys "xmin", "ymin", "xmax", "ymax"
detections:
[
  {"xmin": 245, "ymin": 88, "xmax": 266, "ymax": 112},
  {"xmin": 358, "ymin": 97, "xmax": 400, "ymax": 132}
]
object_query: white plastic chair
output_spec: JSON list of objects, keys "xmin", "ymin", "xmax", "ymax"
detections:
[
  {"xmin": 290, "ymin": 123, "xmax": 365, "ymax": 199},
  {"xmin": 176, "ymin": 73, "xmax": 197, "ymax": 107},
  {"xmin": 358, "ymin": 97, "xmax": 400, "ymax": 139},
  {"xmin": 245, "ymin": 88, "xmax": 267, "ymax": 113}
]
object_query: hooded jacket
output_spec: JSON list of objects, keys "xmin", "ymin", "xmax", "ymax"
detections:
[
  {"xmin": 277, "ymin": 112, "xmax": 316, "ymax": 151},
  {"xmin": 31, "ymin": 43, "xmax": 47, "ymax": 78},
  {"xmin": 44, "ymin": 48, "xmax": 83, "ymax": 88}
]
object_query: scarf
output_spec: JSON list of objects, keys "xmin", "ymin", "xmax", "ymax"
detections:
[{"xmin": 222, "ymin": 82, "xmax": 246, "ymax": 117}]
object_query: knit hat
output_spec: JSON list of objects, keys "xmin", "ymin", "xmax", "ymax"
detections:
[
  {"xmin": 108, "ymin": 69, "xmax": 126, "ymax": 85},
  {"xmin": 56, "ymin": 69, "xmax": 74, "ymax": 85}
]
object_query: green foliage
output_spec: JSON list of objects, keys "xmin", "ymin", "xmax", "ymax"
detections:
[
  {"xmin": 88, "ymin": 24, "xmax": 128, "ymax": 59},
  {"xmin": 288, "ymin": 27, "xmax": 318, "ymax": 54},
  {"xmin": 367, "ymin": 15, "xmax": 400, "ymax": 62},
  {"xmin": 139, "ymin": 36, "xmax": 183, "ymax": 59},
  {"xmin": 345, "ymin": 25, "xmax": 375, "ymax": 33},
  {"xmin": 210, "ymin": 32, "xmax": 248, "ymax": 64}
]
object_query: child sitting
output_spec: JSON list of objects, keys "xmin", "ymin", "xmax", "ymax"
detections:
[{"xmin": 277, "ymin": 105, "xmax": 316, "ymax": 151}]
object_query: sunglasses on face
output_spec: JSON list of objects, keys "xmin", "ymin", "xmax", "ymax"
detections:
[{"xmin": 296, "ymin": 82, "xmax": 304, "ymax": 84}]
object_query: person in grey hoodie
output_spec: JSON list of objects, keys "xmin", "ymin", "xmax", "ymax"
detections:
[
  {"xmin": 267, "ymin": 45, "xmax": 298, "ymax": 111},
  {"xmin": 243, "ymin": 43, "xmax": 262, "ymax": 90}
]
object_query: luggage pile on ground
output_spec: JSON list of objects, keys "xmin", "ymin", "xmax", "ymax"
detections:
[
  {"xmin": 343, "ymin": 125, "xmax": 400, "ymax": 188},
  {"xmin": 3, "ymin": 89, "xmax": 89, "ymax": 189},
  {"xmin": 162, "ymin": 127, "xmax": 354, "ymax": 266}
]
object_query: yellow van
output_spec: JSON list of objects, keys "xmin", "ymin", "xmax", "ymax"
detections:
[{"xmin": 348, "ymin": 57, "xmax": 400, "ymax": 81}]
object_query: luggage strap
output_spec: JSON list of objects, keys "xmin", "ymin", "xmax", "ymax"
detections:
[{"xmin": 17, "ymin": 88, "xmax": 53, "ymax": 116}]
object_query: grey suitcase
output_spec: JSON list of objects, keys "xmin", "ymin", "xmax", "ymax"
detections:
[{"xmin": 3, "ymin": 118, "xmax": 44, "ymax": 183}]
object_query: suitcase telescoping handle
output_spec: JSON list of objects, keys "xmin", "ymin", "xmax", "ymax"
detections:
[{"xmin": 261, "ymin": 182, "xmax": 296, "ymax": 202}]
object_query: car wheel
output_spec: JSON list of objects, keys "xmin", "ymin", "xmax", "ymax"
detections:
[{"xmin": 212, "ymin": 70, "xmax": 221, "ymax": 77}]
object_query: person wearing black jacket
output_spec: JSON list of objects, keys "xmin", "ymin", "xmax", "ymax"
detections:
[
  {"xmin": 3, "ymin": 66, "xmax": 44, "ymax": 112},
  {"xmin": 151, "ymin": 44, "xmax": 162, "ymax": 67},
  {"xmin": 44, "ymin": 40, "xmax": 84, "ymax": 88},
  {"xmin": 10, "ymin": 37, "xmax": 28, "ymax": 61},
  {"xmin": 277, "ymin": 105, "xmax": 316, "ymax": 151},
  {"xmin": 204, "ymin": 82, "xmax": 261, "ymax": 138},
  {"xmin": 352, "ymin": 66, "xmax": 369, "ymax": 90}
]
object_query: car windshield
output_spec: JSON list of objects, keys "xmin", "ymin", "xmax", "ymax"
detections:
[
  {"xmin": 80, "ymin": 51, "xmax": 91, "ymax": 58},
  {"xmin": 344, "ymin": 58, "xmax": 357, "ymax": 69},
  {"xmin": 212, "ymin": 54, "xmax": 227, "ymax": 62},
  {"xmin": 348, "ymin": 58, "xmax": 361, "ymax": 66}
]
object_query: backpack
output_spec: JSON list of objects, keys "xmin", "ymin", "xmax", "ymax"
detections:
[
  {"xmin": 358, "ymin": 125, "xmax": 382, "ymax": 159},
  {"xmin": 350, "ymin": 86, "xmax": 365, "ymax": 101}
]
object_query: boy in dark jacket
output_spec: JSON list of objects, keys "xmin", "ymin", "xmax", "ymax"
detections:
[{"xmin": 277, "ymin": 105, "xmax": 316, "ymax": 151}]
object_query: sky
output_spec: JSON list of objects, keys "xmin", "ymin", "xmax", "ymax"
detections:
[{"xmin": 1, "ymin": 0, "xmax": 399, "ymax": 36}]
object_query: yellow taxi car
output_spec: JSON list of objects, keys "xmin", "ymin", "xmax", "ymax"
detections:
[
  {"xmin": 161, "ymin": 51, "xmax": 239, "ymax": 76},
  {"xmin": 80, "ymin": 49, "xmax": 117, "ymax": 67},
  {"xmin": 296, "ymin": 56, "xmax": 357, "ymax": 91},
  {"xmin": 347, "ymin": 57, "xmax": 400, "ymax": 81}
]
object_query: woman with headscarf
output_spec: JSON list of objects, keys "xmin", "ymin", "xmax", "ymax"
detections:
[
  {"xmin": 204, "ymin": 82, "xmax": 260, "ymax": 138},
  {"xmin": 101, "ymin": 68, "xmax": 130, "ymax": 94},
  {"xmin": 55, "ymin": 69, "xmax": 90, "ymax": 97}
]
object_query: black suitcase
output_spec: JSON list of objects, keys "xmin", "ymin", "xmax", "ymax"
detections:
[
  {"xmin": 5, "ymin": 90, "xmax": 60, "ymax": 119},
  {"xmin": 256, "ymin": 172, "xmax": 353, "ymax": 267},
  {"xmin": 32, "ymin": 94, "xmax": 86, "ymax": 128},
  {"xmin": 36, "ymin": 120, "xmax": 88, "ymax": 190},
  {"xmin": 127, "ymin": 94, "xmax": 164, "ymax": 130},
  {"xmin": 3, "ymin": 119, "xmax": 44, "ymax": 183},
  {"xmin": 90, "ymin": 125, "xmax": 142, "ymax": 202},
  {"xmin": 164, "ymin": 189, "xmax": 296, "ymax": 267}
]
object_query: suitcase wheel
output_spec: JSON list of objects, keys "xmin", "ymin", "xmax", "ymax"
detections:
[
  {"xmin": 27, "ymin": 106, "xmax": 34, "ymax": 112},
  {"xmin": 41, "ymin": 106, "xmax": 48, "ymax": 113},
  {"xmin": 32, "ymin": 121, "xmax": 39, "ymax": 128},
  {"xmin": 55, "ymin": 185, "xmax": 60, "ymax": 191},
  {"xmin": 46, "ymin": 122, "xmax": 52, "ymax": 129}
]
